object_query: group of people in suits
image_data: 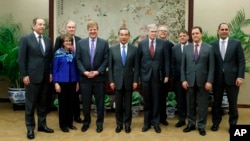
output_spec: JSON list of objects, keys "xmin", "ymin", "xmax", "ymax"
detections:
[{"xmin": 18, "ymin": 16, "xmax": 245, "ymax": 139}]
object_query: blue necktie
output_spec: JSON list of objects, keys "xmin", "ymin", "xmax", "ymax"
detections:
[
  {"xmin": 38, "ymin": 35, "xmax": 44, "ymax": 55},
  {"xmin": 122, "ymin": 45, "xmax": 126, "ymax": 66},
  {"xmin": 90, "ymin": 39, "xmax": 95, "ymax": 69}
]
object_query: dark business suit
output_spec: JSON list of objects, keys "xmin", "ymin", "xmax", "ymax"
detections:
[
  {"xmin": 109, "ymin": 43, "xmax": 139, "ymax": 127},
  {"xmin": 18, "ymin": 32, "xmax": 53, "ymax": 131},
  {"xmin": 211, "ymin": 38, "xmax": 245, "ymax": 126},
  {"xmin": 54, "ymin": 35, "xmax": 82, "ymax": 121},
  {"xmin": 159, "ymin": 40, "xmax": 174, "ymax": 123},
  {"xmin": 138, "ymin": 38, "xmax": 169, "ymax": 127},
  {"xmin": 181, "ymin": 42, "xmax": 214, "ymax": 129},
  {"xmin": 171, "ymin": 43, "xmax": 188, "ymax": 123},
  {"xmin": 76, "ymin": 37, "xmax": 109, "ymax": 127}
]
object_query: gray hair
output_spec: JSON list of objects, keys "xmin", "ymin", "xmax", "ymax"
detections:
[{"xmin": 147, "ymin": 24, "xmax": 157, "ymax": 31}]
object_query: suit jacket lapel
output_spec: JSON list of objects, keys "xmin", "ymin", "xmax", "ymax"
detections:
[
  {"xmin": 31, "ymin": 33, "xmax": 44, "ymax": 56},
  {"xmin": 214, "ymin": 40, "xmax": 223, "ymax": 61},
  {"xmin": 116, "ymin": 45, "xmax": 123, "ymax": 65}
]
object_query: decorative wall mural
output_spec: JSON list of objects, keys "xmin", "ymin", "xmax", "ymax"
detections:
[{"xmin": 56, "ymin": 0, "xmax": 186, "ymax": 45}]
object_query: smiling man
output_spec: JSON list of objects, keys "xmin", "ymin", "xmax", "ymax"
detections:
[
  {"xmin": 181, "ymin": 26, "xmax": 214, "ymax": 136},
  {"xmin": 108, "ymin": 28, "xmax": 139, "ymax": 133},
  {"xmin": 138, "ymin": 24, "xmax": 169, "ymax": 133},
  {"xmin": 76, "ymin": 21, "xmax": 109, "ymax": 133}
]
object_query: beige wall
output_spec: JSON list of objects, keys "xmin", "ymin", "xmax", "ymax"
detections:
[
  {"xmin": 0, "ymin": 0, "xmax": 48, "ymax": 33},
  {"xmin": 194, "ymin": 0, "xmax": 250, "ymax": 35}
]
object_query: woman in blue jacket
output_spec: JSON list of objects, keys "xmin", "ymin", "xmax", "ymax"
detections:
[{"xmin": 53, "ymin": 34, "xmax": 79, "ymax": 132}]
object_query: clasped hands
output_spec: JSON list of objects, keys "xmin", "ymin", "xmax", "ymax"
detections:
[{"xmin": 84, "ymin": 71, "xmax": 99, "ymax": 78}]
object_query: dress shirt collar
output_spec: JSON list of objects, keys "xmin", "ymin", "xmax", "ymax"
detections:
[{"xmin": 219, "ymin": 37, "xmax": 229, "ymax": 43}]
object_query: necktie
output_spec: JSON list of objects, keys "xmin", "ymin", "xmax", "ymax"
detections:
[
  {"xmin": 121, "ymin": 45, "xmax": 126, "ymax": 66},
  {"xmin": 150, "ymin": 40, "xmax": 154, "ymax": 57},
  {"xmin": 221, "ymin": 41, "xmax": 225, "ymax": 60},
  {"xmin": 90, "ymin": 39, "xmax": 95, "ymax": 69},
  {"xmin": 38, "ymin": 35, "xmax": 44, "ymax": 55},
  {"xmin": 194, "ymin": 44, "xmax": 198, "ymax": 61}
]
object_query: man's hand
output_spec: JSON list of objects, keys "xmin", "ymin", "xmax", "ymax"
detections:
[
  {"xmin": 182, "ymin": 81, "xmax": 189, "ymax": 90},
  {"xmin": 110, "ymin": 83, "xmax": 115, "ymax": 91},
  {"xmin": 163, "ymin": 77, "xmax": 169, "ymax": 83},
  {"xmin": 236, "ymin": 78, "xmax": 243, "ymax": 87},
  {"xmin": 133, "ymin": 82, "xmax": 138, "ymax": 90},
  {"xmin": 23, "ymin": 76, "xmax": 30, "ymax": 86},
  {"xmin": 205, "ymin": 82, "xmax": 212, "ymax": 91}
]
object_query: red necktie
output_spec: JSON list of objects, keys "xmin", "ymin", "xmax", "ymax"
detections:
[{"xmin": 150, "ymin": 40, "xmax": 154, "ymax": 57}]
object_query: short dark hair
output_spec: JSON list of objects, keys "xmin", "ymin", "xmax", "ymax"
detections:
[
  {"xmin": 178, "ymin": 29, "xmax": 189, "ymax": 35},
  {"xmin": 192, "ymin": 26, "xmax": 203, "ymax": 33},
  {"xmin": 32, "ymin": 17, "xmax": 43, "ymax": 25},
  {"xmin": 217, "ymin": 23, "xmax": 229, "ymax": 30},
  {"xmin": 60, "ymin": 34, "xmax": 73, "ymax": 45},
  {"xmin": 118, "ymin": 27, "xmax": 130, "ymax": 35}
]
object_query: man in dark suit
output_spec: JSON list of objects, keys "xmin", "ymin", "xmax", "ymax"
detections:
[
  {"xmin": 157, "ymin": 25, "xmax": 174, "ymax": 126},
  {"xmin": 181, "ymin": 26, "xmax": 214, "ymax": 136},
  {"xmin": 210, "ymin": 23, "xmax": 245, "ymax": 132},
  {"xmin": 18, "ymin": 17, "xmax": 54, "ymax": 139},
  {"xmin": 76, "ymin": 21, "xmax": 109, "ymax": 133},
  {"xmin": 109, "ymin": 27, "xmax": 139, "ymax": 133},
  {"xmin": 138, "ymin": 24, "xmax": 169, "ymax": 133},
  {"xmin": 54, "ymin": 20, "xmax": 83, "ymax": 123},
  {"xmin": 171, "ymin": 29, "xmax": 189, "ymax": 128}
]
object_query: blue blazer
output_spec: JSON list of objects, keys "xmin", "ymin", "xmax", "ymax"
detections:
[{"xmin": 52, "ymin": 48, "xmax": 79, "ymax": 83}]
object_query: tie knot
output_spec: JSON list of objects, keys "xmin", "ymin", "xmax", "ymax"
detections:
[
  {"xmin": 222, "ymin": 40, "xmax": 225, "ymax": 44},
  {"xmin": 122, "ymin": 45, "xmax": 126, "ymax": 48},
  {"xmin": 38, "ymin": 35, "xmax": 42, "ymax": 39},
  {"xmin": 195, "ymin": 44, "xmax": 198, "ymax": 47},
  {"xmin": 91, "ymin": 39, "xmax": 95, "ymax": 42}
]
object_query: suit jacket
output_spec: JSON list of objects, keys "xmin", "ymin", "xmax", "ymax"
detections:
[
  {"xmin": 138, "ymin": 38, "xmax": 169, "ymax": 82},
  {"xmin": 211, "ymin": 38, "xmax": 245, "ymax": 85},
  {"xmin": 164, "ymin": 40, "xmax": 174, "ymax": 78},
  {"xmin": 171, "ymin": 44, "xmax": 184, "ymax": 81},
  {"xmin": 54, "ymin": 35, "xmax": 81, "ymax": 53},
  {"xmin": 181, "ymin": 42, "xmax": 214, "ymax": 87},
  {"xmin": 108, "ymin": 43, "xmax": 139, "ymax": 90},
  {"xmin": 76, "ymin": 37, "xmax": 109, "ymax": 82},
  {"xmin": 18, "ymin": 32, "xmax": 53, "ymax": 83}
]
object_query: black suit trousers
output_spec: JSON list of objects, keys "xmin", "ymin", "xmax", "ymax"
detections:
[
  {"xmin": 80, "ymin": 81, "xmax": 105, "ymax": 126},
  {"xmin": 212, "ymin": 74, "xmax": 239, "ymax": 126},
  {"xmin": 142, "ymin": 77, "xmax": 160, "ymax": 126},
  {"xmin": 115, "ymin": 85, "xmax": 132, "ymax": 126},
  {"xmin": 174, "ymin": 81, "xmax": 187, "ymax": 122},
  {"xmin": 58, "ymin": 82, "xmax": 75, "ymax": 128},
  {"xmin": 159, "ymin": 82, "xmax": 169, "ymax": 121},
  {"xmin": 25, "ymin": 80, "xmax": 49, "ymax": 130},
  {"xmin": 73, "ymin": 90, "xmax": 81, "ymax": 119}
]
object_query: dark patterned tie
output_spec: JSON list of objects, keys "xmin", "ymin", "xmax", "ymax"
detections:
[
  {"xmin": 38, "ymin": 35, "xmax": 44, "ymax": 55},
  {"xmin": 150, "ymin": 40, "xmax": 154, "ymax": 57},
  {"xmin": 194, "ymin": 44, "xmax": 198, "ymax": 61}
]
